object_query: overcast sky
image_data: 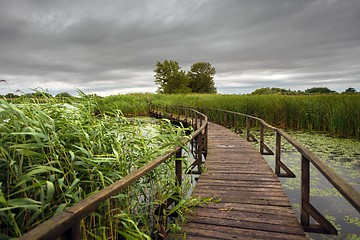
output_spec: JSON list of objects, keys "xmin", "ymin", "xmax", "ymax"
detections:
[{"xmin": 0, "ymin": 0, "xmax": 359, "ymax": 96}]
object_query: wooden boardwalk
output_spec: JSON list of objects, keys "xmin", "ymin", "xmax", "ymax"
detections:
[{"xmin": 171, "ymin": 122, "xmax": 306, "ymax": 239}]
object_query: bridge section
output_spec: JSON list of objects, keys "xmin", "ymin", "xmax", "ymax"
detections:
[{"xmin": 172, "ymin": 122, "xmax": 306, "ymax": 239}]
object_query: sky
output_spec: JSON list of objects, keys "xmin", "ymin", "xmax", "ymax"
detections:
[{"xmin": 0, "ymin": 0, "xmax": 359, "ymax": 96}]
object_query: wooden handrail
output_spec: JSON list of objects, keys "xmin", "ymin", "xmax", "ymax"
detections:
[
  {"xmin": 21, "ymin": 107, "xmax": 208, "ymax": 240},
  {"xmin": 200, "ymin": 107, "xmax": 359, "ymax": 235},
  {"xmin": 278, "ymin": 129, "xmax": 360, "ymax": 213},
  {"xmin": 152, "ymin": 106, "xmax": 208, "ymax": 173}
]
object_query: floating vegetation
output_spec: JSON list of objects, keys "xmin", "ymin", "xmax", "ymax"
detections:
[
  {"xmin": 310, "ymin": 188, "xmax": 343, "ymax": 198},
  {"xmin": 345, "ymin": 216, "xmax": 360, "ymax": 227},
  {"xmin": 325, "ymin": 214, "xmax": 342, "ymax": 232},
  {"xmin": 247, "ymin": 129, "xmax": 360, "ymax": 240},
  {"xmin": 346, "ymin": 234, "xmax": 360, "ymax": 240}
]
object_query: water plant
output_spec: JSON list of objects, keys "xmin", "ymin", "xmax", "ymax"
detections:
[
  {"xmin": 96, "ymin": 93, "xmax": 360, "ymax": 139},
  {"xmin": 0, "ymin": 96, "xmax": 193, "ymax": 239}
]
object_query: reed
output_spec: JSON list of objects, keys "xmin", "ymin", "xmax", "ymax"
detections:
[
  {"xmin": 99, "ymin": 93, "xmax": 360, "ymax": 138},
  {"xmin": 2, "ymin": 91, "xmax": 358, "ymax": 237},
  {"xmin": 0, "ymin": 96, "xmax": 192, "ymax": 239}
]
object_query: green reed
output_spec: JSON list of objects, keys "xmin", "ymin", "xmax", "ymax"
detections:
[
  {"xmin": 98, "ymin": 93, "xmax": 360, "ymax": 139},
  {"xmin": 0, "ymin": 96, "xmax": 193, "ymax": 239}
]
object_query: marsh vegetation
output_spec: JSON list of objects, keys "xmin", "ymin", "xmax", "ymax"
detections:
[
  {"xmin": 0, "ymin": 96, "xmax": 195, "ymax": 239},
  {"xmin": 248, "ymin": 129, "xmax": 360, "ymax": 239},
  {"xmin": 97, "ymin": 93, "xmax": 360, "ymax": 139},
  {"xmin": 1, "ymin": 92, "xmax": 359, "ymax": 239}
]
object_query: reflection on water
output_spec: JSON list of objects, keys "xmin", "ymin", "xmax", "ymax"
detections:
[{"xmin": 249, "ymin": 130, "xmax": 360, "ymax": 240}]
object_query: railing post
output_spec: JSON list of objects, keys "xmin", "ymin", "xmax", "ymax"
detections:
[
  {"xmin": 234, "ymin": 113, "xmax": 237, "ymax": 133},
  {"xmin": 195, "ymin": 113, "xmax": 198, "ymax": 130},
  {"xmin": 215, "ymin": 110, "xmax": 218, "ymax": 124},
  {"xmin": 223, "ymin": 111, "xmax": 227, "ymax": 127},
  {"xmin": 172, "ymin": 149, "xmax": 183, "ymax": 208},
  {"xmin": 275, "ymin": 132, "xmax": 281, "ymax": 175},
  {"xmin": 218, "ymin": 110, "xmax": 221, "ymax": 124},
  {"xmin": 246, "ymin": 117, "xmax": 251, "ymax": 141},
  {"xmin": 175, "ymin": 149, "xmax": 182, "ymax": 187},
  {"xmin": 64, "ymin": 221, "xmax": 81, "ymax": 240},
  {"xmin": 301, "ymin": 155, "xmax": 310, "ymax": 227},
  {"xmin": 204, "ymin": 123, "xmax": 208, "ymax": 158},
  {"xmin": 197, "ymin": 133, "xmax": 203, "ymax": 172},
  {"xmin": 190, "ymin": 110, "xmax": 193, "ymax": 128},
  {"xmin": 259, "ymin": 122, "xmax": 264, "ymax": 154}
]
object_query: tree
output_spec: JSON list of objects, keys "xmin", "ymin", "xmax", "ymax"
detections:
[
  {"xmin": 187, "ymin": 62, "xmax": 217, "ymax": 93},
  {"xmin": 251, "ymin": 87, "xmax": 296, "ymax": 95},
  {"xmin": 4, "ymin": 93, "xmax": 19, "ymax": 98},
  {"xmin": 21, "ymin": 92, "xmax": 53, "ymax": 98},
  {"xmin": 56, "ymin": 92, "xmax": 73, "ymax": 98},
  {"xmin": 305, "ymin": 87, "xmax": 336, "ymax": 94},
  {"xmin": 343, "ymin": 87, "xmax": 357, "ymax": 93},
  {"xmin": 154, "ymin": 60, "xmax": 190, "ymax": 94}
]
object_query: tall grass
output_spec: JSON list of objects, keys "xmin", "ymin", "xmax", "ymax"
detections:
[
  {"xmin": 0, "ymin": 96, "xmax": 192, "ymax": 239},
  {"xmin": 97, "ymin": 93, "xmax": 152, "ymax": 116},
  {"xmin": 98, "ymin": 93, "xmax": 360, "ymax": 139}
]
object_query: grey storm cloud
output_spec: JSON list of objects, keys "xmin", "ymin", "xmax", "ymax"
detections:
[{"xmin": 0, "ymin": 0, "xmax": 359, "ymax": 96}]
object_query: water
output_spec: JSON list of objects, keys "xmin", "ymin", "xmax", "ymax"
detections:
[{"xmin": 251, "ymin": 130, "xmax": 360, "ymax": 239}]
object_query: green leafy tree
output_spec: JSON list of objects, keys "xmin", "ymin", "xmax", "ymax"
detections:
[
  {"xmin": 154, "ymin": 60, "xmax": 190, "ymax": 94},
  {"xmin": 343, "ymin": 87, "xmax": 357, "ymax": 93},
  {"xmin": 187, "ymin": 62, "xmax": 217, "ymax": 93},
  {"xmin": 4, "ymin": 93, "xmax": 19, "ymax": 98},
  {"xmin": 251, "ymin": 87, "xmax": 297, "ymax": 95},
  {"xmin": 56, "ymin": 92, "xmax": 73, "ymax": 98},
  {"xmin": 305, "ymin": 87, "xmax": 336, "ymax": 94},
  {"xmin": 21, "ymin": 92, "xmax": 53, "ymax": 98}
]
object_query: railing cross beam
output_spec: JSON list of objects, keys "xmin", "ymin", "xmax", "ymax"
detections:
[{"xmin": 196, "ymin": 107, "xmax": 359, "ymax": 236}]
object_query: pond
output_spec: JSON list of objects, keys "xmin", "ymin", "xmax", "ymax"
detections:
[{"xmin": 249, "ymin": 130, "xmax": 360, "ymax": 240}]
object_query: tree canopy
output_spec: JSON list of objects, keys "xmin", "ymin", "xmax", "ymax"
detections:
[
  {"xmin": 251, "ymin": 87, "xmax": 296, "ymax": 95},
  {"xmin": 154, "ymin": 60, "xmax": 190, "ymax": 94},
  {"xmin": 343, "ymin": 87, "xmax": 357, "ymax": 93},
  {"xmin": 154, "ymin": 60, "xmax": 217, "ymax": 94},
  {"xmin": 55, "ymin": 92, "xmax": 73, "ymax": 98},
  {"xmin": 304, "ymin": 87, "xmax": 336, "ymax": 94},
  {"xmin": 187, "ymin": 62, "xmax": 217, "ymax": 93}
]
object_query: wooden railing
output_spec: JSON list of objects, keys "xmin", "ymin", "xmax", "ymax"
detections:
[
  {"xmin": 151, "ymin": 106, "xmax": 208, "ymax": 174},
  {"xmin": 199, "ymin": 108, "xmax": 359, "ymax": 235},
  {"xmin": 20, "ymin": 107, "xmax": 208, "ymax": 240}
]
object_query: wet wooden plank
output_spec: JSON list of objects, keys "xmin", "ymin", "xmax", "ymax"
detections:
[
  {"xmin": 172, "ymin": 222, "xmax": 307, "ymax": 240},
  {"xmin": 197, "ymin": 202, "xmax": 297, "ymax": 217},
  {"xmin": 168, "ymin": 122, "xmax": 306, "ymax": 239}
]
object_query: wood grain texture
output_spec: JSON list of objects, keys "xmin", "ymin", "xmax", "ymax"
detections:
[{"xmin": 169, "ymin": 122, "xmax": 306, "ymax": 240}]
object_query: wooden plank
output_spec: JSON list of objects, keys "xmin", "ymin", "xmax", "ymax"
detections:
[
  {"xmin": 187, "ymin": 216, "xmax": 304, "ymax": 235},
  {"xmin": 169, "ymin": 122, "xmax": 306, "ymax": 239},
  {"xmin": 197, "ymin": 174, "xmax": 279, "ymax": 181},
  {"xmin": 278, "ymin": 129, "xmax": 360, "ymax": 212},
  {"xmin": 194, "ymin": 185, "xmax": 285, "ymax": 192},
  {"xmin": 173, "ymin": 222, "xmax": 307, "ymax": 240},
  {"xmin": 187, "ymin": 208, "xmax": 301, "ymax": 226},
  {"xmin": 196, "ymin": 202, "xmax": 297, "ymax": 217}
]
